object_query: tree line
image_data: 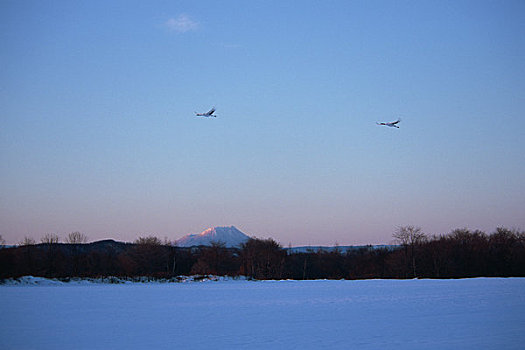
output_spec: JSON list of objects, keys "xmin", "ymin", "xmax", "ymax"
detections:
[{"xmin": 1, "ymin": 227, "xmax": 524, "ymax": 280}]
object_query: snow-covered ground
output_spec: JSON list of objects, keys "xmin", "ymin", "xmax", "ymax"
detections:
[{"xmin": 1, "ymin": 278, "xmax": 524, "ymax": 349}]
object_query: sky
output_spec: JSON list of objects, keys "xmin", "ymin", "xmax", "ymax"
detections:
[{"xmin": 1, "ymin": 0, "xmax": 524, "ymax": 246}]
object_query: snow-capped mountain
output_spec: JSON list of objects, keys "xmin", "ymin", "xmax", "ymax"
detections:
[{"xmin": 176, "ymin": 226, "xmax": 250, "ymax": 248}]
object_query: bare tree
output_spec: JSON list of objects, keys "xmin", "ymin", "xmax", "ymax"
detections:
[
  {"xmin": 0, "ymin": 234, "xmax": 5, "ymax": 246},
  {"xmin": 393, "ymin": 225, "xmax": 427, "ymax": 246},
  {"xmin": 393, "ymin": 225, "xmax": 427, "ymax": 278},
  {"xmin": 131, "ymin": 235, "xmax": 169, "ymax": 275},
  {"xmin": 41, "ymin": 233, "xmax": 60, "ymax": 244},
  {"xmin": 134, "ymin": 236, "xmax": 163, "ymax": 246},
  {"xmin": 240, "ymin": 238, "xmax": 285, "ymax": 279},
  {"xmin": 66, "ymin": 231, "xmax": 88, "ymax": 244},
  {"xmin": 20, "ymin": 236, "xmax": 36, "ymax": 246}
]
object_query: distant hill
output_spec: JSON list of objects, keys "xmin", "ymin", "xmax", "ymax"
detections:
[
  {"xmin": 10, "ymin": 240, "xmax": 132, "ymax": 255},
  {"xmin": 176, "ymin": 226, "xmax": 251, "ymax": 248}
]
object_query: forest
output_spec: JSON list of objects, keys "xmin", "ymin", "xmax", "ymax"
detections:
[{"xmin": 1, "ymin": 227, "xmax": 524, "ymax": 280}]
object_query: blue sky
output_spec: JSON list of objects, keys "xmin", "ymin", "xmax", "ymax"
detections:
[{"xmin": 1, "ymin": 0, "xmax": 524, "ymax": 245}]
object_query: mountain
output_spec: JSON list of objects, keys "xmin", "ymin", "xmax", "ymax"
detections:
[{"xmin": 176, "ymin": 226, "xmax": 251, "ymax": 248}]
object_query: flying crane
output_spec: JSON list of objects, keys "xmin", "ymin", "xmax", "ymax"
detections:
[
  {"xmin": 195, "ymin": 107, "xmax": 216, "ymax": 118},
  {"xmin": 376, "ymin": 118, "xmax": 401, "ymax": 128}
]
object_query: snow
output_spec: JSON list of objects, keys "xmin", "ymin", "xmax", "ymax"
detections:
[
  {"xmin": 1, "ymin": 278, "xmax": 524, "ymax": 349},
  {"xmin": 176, "ymin": 225, "xmax": 250, "ymax": 247},
  {"xmin": 1, "ymin": 275, "xmax": 242, "ymax": 285}
]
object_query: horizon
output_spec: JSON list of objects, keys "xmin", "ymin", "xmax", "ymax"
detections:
[
  {"xmin": 1, "ymin": 1, "xmax": 524, "ymax": 246},
  {"xmin": 1, "ymin": 224, "xmax": 520, "ymax": 248}
]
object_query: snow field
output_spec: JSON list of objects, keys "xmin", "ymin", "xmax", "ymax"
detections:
[{"xmin": 1, "ymin": 278, "xmax": 524, "ymax": 349}]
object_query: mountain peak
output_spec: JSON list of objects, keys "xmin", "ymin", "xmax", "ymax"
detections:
[{"xmin": 176, "ymin": 226, "xmax": 250, "ymax": 248}]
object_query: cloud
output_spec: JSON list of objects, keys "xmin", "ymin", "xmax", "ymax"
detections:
[{"xmin": 165, "ymin": 14, "xmax": 199, "ymax": 33}]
